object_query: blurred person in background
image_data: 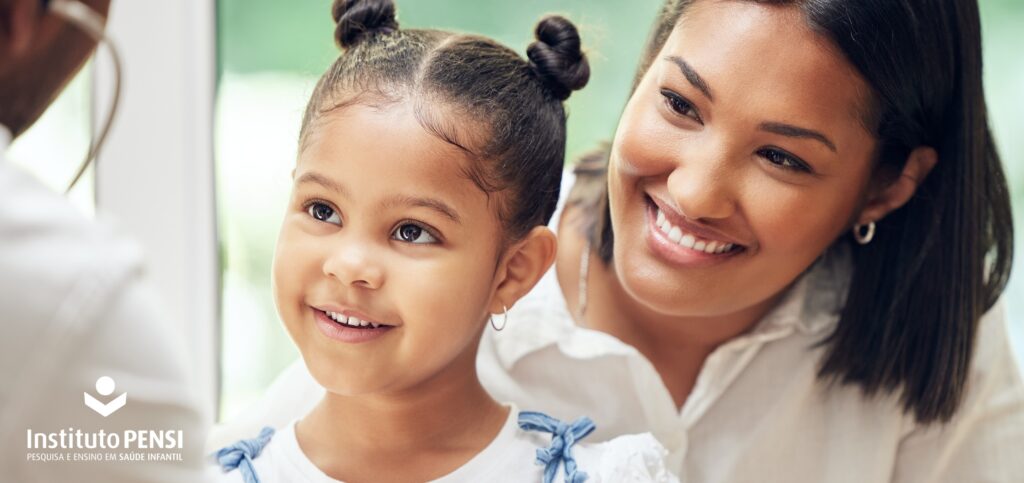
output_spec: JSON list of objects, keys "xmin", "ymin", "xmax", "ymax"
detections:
[{"xmin": 0, "ymin": 0, "xmax": 211, "ymax": 481}]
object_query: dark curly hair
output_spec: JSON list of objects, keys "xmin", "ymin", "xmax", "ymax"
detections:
[{"xmin": 299, "ymin": 0, "xmax": 590, "ymax": 242}]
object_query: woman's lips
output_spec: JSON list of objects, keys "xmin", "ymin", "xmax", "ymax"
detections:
[{"xmin": 644, "ymin": 198, "xmax": 746, "ymax": 267}]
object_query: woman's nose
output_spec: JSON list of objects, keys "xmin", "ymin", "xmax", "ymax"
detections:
[
  {"xmin": 321, "ymin": 241, "xmax": 385, "ymax": 290},
  {"xmin": 665, "ymin": 148, "xmax": 737, "ymax": 221}
]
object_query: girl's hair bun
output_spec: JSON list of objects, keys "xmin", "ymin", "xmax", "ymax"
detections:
[
  {"xmin": 526, "ymin": 15, "xmax": 591, "ymax": 101},
  {"xmin": 332, "ymin": 0, "xmax": 400, "ymax": 50}
]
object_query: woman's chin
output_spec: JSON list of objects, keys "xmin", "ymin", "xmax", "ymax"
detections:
[{"xmin": 614, "ymin": 254, "xmax": 730, "ymax": 318}]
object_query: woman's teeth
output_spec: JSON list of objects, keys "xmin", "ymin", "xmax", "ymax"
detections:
[
  {"xmin": 655, "ymin": 209, "xmax": 735, "ymax": 255},
  {"xmin": 326, "ymin": 311, "xmax": 381, "ymax": 329}
]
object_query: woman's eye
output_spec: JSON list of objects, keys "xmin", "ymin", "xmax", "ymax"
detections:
[
  {"xmin": 758, "ymin": 148, "xmax": 812, "ymax": 173},
  {"xmin": 392, "ymin": 223, "xmax": 438, "ymax": 244},
  {"xmin": 306, "ymin": 202, "xmax": 341, "ymax": 225},
  {"xmin": 660, "ymin": 89, "xmax": 702, "ymax": 123}
]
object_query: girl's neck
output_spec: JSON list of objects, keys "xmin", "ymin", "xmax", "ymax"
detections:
[{"xmin": 295, "ymin": 345, "xmax": 508, "ymax": 481}]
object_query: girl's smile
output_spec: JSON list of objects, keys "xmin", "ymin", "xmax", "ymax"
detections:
[
  {"xmin": 313, "ymin": 307, "xmax": 396, "ymax": 344},
  {"xmin": 273, "ymin": 100, "xmax": 507, "ymax": 396}
]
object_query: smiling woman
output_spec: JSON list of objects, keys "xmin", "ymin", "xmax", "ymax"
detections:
[
  {"xmin": 529, "ymin": 0, "xmax": 1019, "ymax": 479},
  {"xmin": 593, "ymin": 0, "xmax": 1010, "ymax": 424}
]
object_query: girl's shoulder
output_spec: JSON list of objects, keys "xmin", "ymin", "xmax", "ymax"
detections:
[
  {"xmin": 209, "ymin": 423, "xmax": 317, "ymax": 483},
  {"xmin": 514, "ymin": 410, "xmax": 679, "ymax": 483},
  {"xmin": 571, "ymin": 432, "xmax": 680, "ymax": 483}
]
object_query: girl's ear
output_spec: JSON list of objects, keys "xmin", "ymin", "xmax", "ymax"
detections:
[
  {"xmin": 489, "ymin": 226, "xmax": 558, "ymax": 314},
  {"xmin": 855, "ymin": 146, "xmax": 937, "ymax": 226}
]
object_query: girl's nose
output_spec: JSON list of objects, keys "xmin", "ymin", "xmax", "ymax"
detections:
[{"xmin": 322, "ymin": 242, "xmax": 385, "ymax": 290}]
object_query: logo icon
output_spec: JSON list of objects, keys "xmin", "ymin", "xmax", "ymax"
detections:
[{"xmin": 84, "ymin": 376, "xmax": 127, "ymax": 417}]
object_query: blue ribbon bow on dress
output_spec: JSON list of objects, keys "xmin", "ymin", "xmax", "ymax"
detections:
[
  {"xmin": 215, "ymin": 427, "xmax": 275, "ymax": 483},
  {"xmin": 518, "ymin": 411, "xmax": 596, "ymax": 483}
]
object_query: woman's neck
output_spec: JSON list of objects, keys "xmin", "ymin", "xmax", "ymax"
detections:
[
  {"xmin": 583, "ymin": 257, "xmax": 784, "ymax": 409},
  {"xmin": 295, "ymin": 346, "xmax": 508, "ymax": 482}
]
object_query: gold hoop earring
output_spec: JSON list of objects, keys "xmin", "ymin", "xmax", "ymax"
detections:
[
  {"xmin": 490, "ymin": 305, "xmax": 508, "ymax": 331},
  {"xmin": 853, "ymin": 221, "xmax": 876, "ymax": 245}
]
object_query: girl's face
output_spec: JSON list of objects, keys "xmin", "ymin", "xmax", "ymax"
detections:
[
  {"xmin": 608, "ymin": 1, "xmax": 878, "ymax": 319},
  {"xmin": 273, "ymin": 102, "xmax": 504, "ymax": 396}
]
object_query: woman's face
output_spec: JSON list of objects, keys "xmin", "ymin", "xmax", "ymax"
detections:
[{"xmin": 608, "ymin": 1, "xmax": 878, "ymax": 319}]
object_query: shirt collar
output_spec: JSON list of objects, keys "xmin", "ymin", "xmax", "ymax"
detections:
[
  {"xmin": 745, "ymin": 243, "xmax": 851, "ymax": 339},
  {"xmin": 493, "ymin": 243, "xmax": 852, "ymax": 368}
]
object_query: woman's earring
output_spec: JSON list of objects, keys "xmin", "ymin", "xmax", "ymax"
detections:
[
  {"xmin": 853, "ymin": 221, "xmax": 876, "ymax": 245},
  {"xmin": 490, "ymin": 305, "xmax": 509, "ymax": 331}
]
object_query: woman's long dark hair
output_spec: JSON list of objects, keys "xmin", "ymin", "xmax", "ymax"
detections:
[{"xmin": 579, "ymin": 0, "xmax": 1013, "ymax": 424}]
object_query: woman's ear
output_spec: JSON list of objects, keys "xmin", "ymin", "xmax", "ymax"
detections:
[
  {"xmin": 855, "ymin": 146, "xmax": 937, "ymax": 226},
  {"xmin": 489, "ymin": 226, "xmax": 558, "ymax": 313}
]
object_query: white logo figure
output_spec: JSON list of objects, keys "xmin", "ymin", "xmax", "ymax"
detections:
[{"xmin": 84, "ymin": 376, "xmax": 127, "ymax": 417}]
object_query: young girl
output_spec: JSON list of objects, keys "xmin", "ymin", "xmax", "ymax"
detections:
[{"xmin": 211, "ymin": 0, "xmax": 677, "ymax": 481}]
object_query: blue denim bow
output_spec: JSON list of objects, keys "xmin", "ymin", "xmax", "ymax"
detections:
[
  {"xmin": 215, "ymin": 427, "xmax": 275, "ymax": 483},
  {"xmin": 518, "ymin": 411, "xmax": 596, "ymax": 483}
]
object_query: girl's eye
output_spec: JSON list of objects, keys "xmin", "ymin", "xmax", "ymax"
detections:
[
  {"xmin": 660, "ymin": 89, "xmax": 702, "ymax": 123},
  {"xmin": 307, "ymin": 202, "xmax": 341, "ymax": 225},
  {"xmin": 757, "ymin": 148, "xmax": 813, "ymax": 173},
  {"xmin": 392, "ymin": 223, "xmax": 438, "ymax": 245}
]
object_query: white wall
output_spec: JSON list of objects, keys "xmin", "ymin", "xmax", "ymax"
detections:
[{"xmin": 93, "ymin": 0, "xmax": 219, "ymax": 425}]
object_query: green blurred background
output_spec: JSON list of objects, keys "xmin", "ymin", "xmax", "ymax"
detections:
[{"xmin": 213, "ymin": 0, "xmax": 1024, "ymax": 421}]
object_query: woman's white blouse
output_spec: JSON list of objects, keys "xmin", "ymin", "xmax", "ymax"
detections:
[
  {"xmin": 475, "ymin": 243, "xmax": 1024, "ymax": 482},
  {"xmin": 211, "ymin": 171, "xmax": 1024, "ymax": 482}
]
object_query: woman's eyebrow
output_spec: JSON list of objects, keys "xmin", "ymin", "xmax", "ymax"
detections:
[
  {"xmin": 664, "ymin": 55, "xmax": 713, "ymax": 101},
  {"xmin": 660, "ymin": 56, "xmax": 838, "ymax": 153},
  {"xmin": 759, "ymin": 122, "xmax": 838, "ymax": 153}
]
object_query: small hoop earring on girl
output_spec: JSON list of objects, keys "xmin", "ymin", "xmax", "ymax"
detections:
[
  {"xmin": 853, "ymin": 221, "xmax": 876, "ymax": 245},
  {"xmin": 490, "ymin": 305, "xmax": 509, "ymax": 331}
]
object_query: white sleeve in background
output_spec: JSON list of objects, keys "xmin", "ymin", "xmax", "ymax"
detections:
[{"xmin": 0, "ymin": 152, "xmax": 213, "ymax": 482}]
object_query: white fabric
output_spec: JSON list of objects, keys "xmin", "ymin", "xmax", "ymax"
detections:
[
  {"xmin": 0, "ymin": 125, "xmax": 210, "ymax": 482},
  {"xmin": 209, "ymin": 405, "xmax": 677, "ymax": 483},
  {"xmin": 213, "ymin": 170, "xmax": 1024, "ymax": 482}
]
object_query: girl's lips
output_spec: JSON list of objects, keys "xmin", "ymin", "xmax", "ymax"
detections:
[
  {"xmin": 313, "ymin": 308, "xmax": 395, "ymax": 344},
  {"xmin": 644, "ymin": 199, "xmax": 746, "ymax": 268}
]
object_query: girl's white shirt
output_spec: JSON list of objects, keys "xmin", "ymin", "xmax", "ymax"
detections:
[
  {"xmin": 211, "ymin": 171, "xmax": 1024, "ymax": 482},
  {"xmin": 209, "ymin": 405, "xmax": 678, "ymax": 483}
]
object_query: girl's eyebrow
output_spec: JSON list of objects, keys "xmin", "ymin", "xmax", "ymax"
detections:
[
  {"xmin": 295, "ymin": 171, "xmax": 462, "ymax": 224},
  {"xmin": 296, "ymin": 171, "xmax": 347, "ymax": 197},
  {"xmin": 382, "ymin": 195, "xmax": 462, "ymax": 225}
]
